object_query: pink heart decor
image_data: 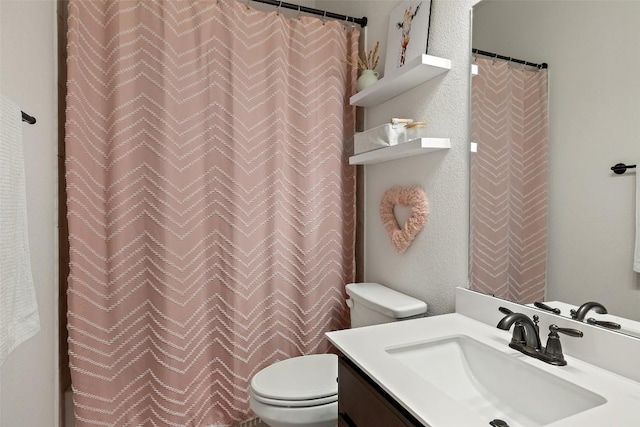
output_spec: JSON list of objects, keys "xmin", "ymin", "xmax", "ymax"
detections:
[{"xmin": 379, "ymin": 186, "xmax": 428, "ymax": 254}]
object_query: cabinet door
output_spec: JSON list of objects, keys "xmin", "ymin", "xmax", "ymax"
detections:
[
  {"xmin": 338, "ymin": 412, "xmax": 355, "ymax": 427},
  {"xmin": 338, "ymin": 356, "xmax": 422, "ymax": 427}
]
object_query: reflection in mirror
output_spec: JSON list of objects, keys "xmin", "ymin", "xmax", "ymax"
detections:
[
  {"xmin": 469, "ymin": 1, "xmax": 640, "ymax": 329},
  {"xmin": 534, "ymin": 301, "xmax": 640, "ymax": 340},
  {"xmin": 470, "ymin": 52, "xmax": 549, "ymax": 304}
]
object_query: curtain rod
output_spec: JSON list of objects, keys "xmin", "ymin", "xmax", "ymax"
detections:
[
  {"xmin": 472, "ymin": 48, "xmax": 548, "ymax": 69},
  {"xmin": 250, "ymin": 0, "xmax": 367, "ymax": 27},
  {"xmin": 21, "ymin": 110, "xmax": 36, "ymax": 124}
]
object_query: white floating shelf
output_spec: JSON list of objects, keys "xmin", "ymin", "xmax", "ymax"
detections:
[
  {"xmin": 349, "ymin": 138, "xmax": 450, "ymax": 165},
  {"xmin": 350, "ymin": 54, "xmax": 451, "ymax": 107}
]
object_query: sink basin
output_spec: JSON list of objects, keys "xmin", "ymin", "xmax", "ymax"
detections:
[{"xmin": 386, "ymin": 335, "xmax": 606, "ymax": 427}]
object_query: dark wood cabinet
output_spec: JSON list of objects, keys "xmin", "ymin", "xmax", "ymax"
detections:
[{"xmin": 338, "ymin": 356, "xmax": 423, "ymax": 427}]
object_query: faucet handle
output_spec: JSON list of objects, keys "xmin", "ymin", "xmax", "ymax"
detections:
[
  {"xmin": 543, "ymin": 324, "xmax": 583, "ymax": 366},
  {"xmin": 586, "ymin": 318, "xmax": 621, "ymax": 330},
  {"xmin": 498, "ymin": 306, "xmax": 513, "ymax": 315},
  {"xmin": 534, "ymin": 301, "xmax": 561, "ymax": 314},
  {"xmin": 551, "ymin": 325, "xmax": 583, "ymax": 338}
]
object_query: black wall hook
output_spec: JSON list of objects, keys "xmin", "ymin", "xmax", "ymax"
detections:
[{"xmin": 611, "ymin": 163, "xmax": 636, "ymax": 174}]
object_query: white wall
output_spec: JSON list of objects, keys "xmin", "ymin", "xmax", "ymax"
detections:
[
  {"xmin": 473, "ymin": 1, "xmax": 640, "ymax": 320},
  {"xmin": 318, "ymin": 0, "xmax": 476, "ymax": 315},
  {"xmin": 0, "ymin": 0, "xmax": 59, "ymax": 425}
]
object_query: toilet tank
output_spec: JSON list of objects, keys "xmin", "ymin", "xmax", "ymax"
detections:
[{"xmin": 345, "ymin": 283, "xmax": 427, "ymax": 328}]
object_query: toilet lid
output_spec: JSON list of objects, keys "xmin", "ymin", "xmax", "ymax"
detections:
[{"xmin": 251, "ymin": 354, "xmax": 338, "ymax": 402}]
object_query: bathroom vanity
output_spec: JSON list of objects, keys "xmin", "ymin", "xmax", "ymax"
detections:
[
  {"xmin": 326, "ymin": 289, "xmax": 640, "ymax": 427},
  {"xmin": 337, "ymin": 356, "xmax": 420, "ymax": 426}
]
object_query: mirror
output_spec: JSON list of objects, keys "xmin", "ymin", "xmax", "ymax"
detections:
[{"xmin": 470, "ymin": 1, "xmax": 640, "ymax": 333}]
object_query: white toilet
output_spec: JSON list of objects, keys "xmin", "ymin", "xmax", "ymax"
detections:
[{"xmin": 248, "ymin": 282, "xmax": 427, "ymax": 427}]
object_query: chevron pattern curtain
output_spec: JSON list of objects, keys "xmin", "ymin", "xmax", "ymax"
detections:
[
  {"xmin": 470, "ymin": 57, "xmax": 548, "ymax": 304},
  {"xmin": 65, "ymin": 1, "xmax": 358, "ymax": 425}
]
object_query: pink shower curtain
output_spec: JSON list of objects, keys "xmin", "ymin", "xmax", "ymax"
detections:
[
  {"xmin": 65, "ymin": 1, "xmax": 358, "ymax": 425},
  {"xmin": 470, "ymin": 57, "xmax": 548, "ymax": 304}
]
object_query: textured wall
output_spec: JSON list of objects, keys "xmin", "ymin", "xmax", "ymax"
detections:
[
  {"xmin": 318, "ymin": 0, "xmax": 476, "ymax": 315},
  {"xmin": 0, "ymin": 0, "xmax": 59, "ymax": 425}
]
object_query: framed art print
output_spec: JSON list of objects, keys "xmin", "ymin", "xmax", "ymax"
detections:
[{"xmin": 384, "ymin": 0, "xmax": 433, "ymax": 74}]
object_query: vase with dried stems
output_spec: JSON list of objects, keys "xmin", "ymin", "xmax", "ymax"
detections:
[{"xmin": 356, "ymin": 41, "xmax": 380, "ymax": 91}]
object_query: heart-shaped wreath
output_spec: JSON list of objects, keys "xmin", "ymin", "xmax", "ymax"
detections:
[{"xmin": 379, "ymin": 186, "xmax": 428, "ymax": 253}]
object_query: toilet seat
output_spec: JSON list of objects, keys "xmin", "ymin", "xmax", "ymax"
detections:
[
  {"xmin": 250, "ymin": 354, "xmax": 338, "ymax": 408},
  {"xmin": 250, "ymin": 390, "xmax": 338, "ymax": 408}
]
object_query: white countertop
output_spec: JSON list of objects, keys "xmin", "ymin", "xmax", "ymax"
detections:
[{"xmin": 326, "ymin": 313, "xmax": 640, "ymax": 427}]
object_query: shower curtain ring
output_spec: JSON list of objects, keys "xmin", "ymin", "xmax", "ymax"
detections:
[
  {"xmin": 277, "ymin": 1, "xmax": 282, "ymax": 15},
  {"xmin": 297, "ymin": 4, "xmax": 301, "ymax": 18},
  {"xmin": 322, "ymin": 10, "xmax": 327, "ymax": 25},
  {"xmin": 246, "ymin": 0, "xmax": 251, "ymax": 9}
]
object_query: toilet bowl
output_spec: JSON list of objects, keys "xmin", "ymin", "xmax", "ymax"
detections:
[
  {"xmin": 248, "ymin": 283, "xmax": 427, "ymax": 427},
  {"xmin": 249, "ymin": 354, "xmax": 338, "ymax": 427}
]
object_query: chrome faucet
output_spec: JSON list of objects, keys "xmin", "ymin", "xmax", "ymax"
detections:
[
  {"xmin": 570, "ymin": 302, "xmax": 607, "ymax": 321},
  {"xmin": 497, "ymin": 308, "xmax": 583, "ymax": 366}
]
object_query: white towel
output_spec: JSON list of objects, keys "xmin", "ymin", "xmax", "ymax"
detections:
[
  {"xmin": 0, "ymin": 95, "xmax": 40, "ymax": 365},
  {"xmin": 635, "ymin": 170, "xmax": 640, "ymax": 273}
]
